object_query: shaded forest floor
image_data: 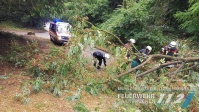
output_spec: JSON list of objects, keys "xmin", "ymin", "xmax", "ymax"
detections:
[{"xmin": 0, "ymin": 29, "xmax": 115, "ymax": 112}]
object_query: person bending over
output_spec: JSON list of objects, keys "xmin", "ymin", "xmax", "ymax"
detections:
[{"xmin": 93, "ymin": 51, "xmax": 110, "ymax": 69}]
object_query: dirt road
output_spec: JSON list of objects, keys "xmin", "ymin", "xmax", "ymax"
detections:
[
  {"xmin": 3, "ymin": 30, "xmax": 50, "ymax": 39},
  {"xmin": 1, "ymin": 29, "xmax": 112, "ymax": 65}
]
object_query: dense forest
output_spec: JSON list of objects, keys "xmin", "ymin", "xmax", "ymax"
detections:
[
  {"xmin": 0, "ymin": 0, "xmax": 199, "ymax": 111},
  {"xmin": 1, "ymin": 0, "xmax": 198, "ymax": 40}
]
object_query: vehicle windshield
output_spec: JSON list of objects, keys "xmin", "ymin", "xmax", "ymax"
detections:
[{"xmin": 56, "ymin": 24, "xmax": 71, "ymax": 33}]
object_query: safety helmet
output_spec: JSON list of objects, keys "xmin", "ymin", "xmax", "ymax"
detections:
[
  {"xmin": 104, "ymin": 53, "xmax": 110, "ymax": 59},
  {"xmin": 169, "ymin": 41, "xmax": 177, "ymax": 48},
  {"xmin": 129, "ymin": 39, "xmax": 136, "ymax": 44},
  {"xmin": 146, "ymin": 46, "xmax": 152, "ymax": 51}
]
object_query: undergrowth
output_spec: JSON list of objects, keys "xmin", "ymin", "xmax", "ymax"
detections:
[{"xmin": 0, "ymin": 21, "xmax": 23, "ymax": 30}]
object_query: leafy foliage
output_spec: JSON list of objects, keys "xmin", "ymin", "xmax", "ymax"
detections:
[
  {"xmin": 85, "ymin": 82, "xmax": 105, "ymax": 95},
  {"xmin": 100, "ymin": 1, "xmax": 150, "ymax": 40},
  {"xmin": 63, "ymin": 0, "xmax": 110, "ymax": 24},
  {"xmin": 32, "ymin": 77, "xmax": 44, "ymax": 93},
  {"xmin": 100, "ymin": 0, "xmax": 170, "ymax": 51},
  {"xmin": 174, "ymin": 0, "xmax": 199, "ymax": 40},
  {"xmin": 0, "ymin": 0, "xmax": 66, "ymax": 27},
  {"xmin": 73, "ymin": 101, "xmax": 90, "ymax": 112},
  {"xmin": 14, "ymin": 81, "xmax": 31, "ymax": 104}
]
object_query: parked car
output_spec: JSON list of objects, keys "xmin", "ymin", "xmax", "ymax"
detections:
[{"xmin": 49, "ymin": 22, "xmax": 72, "ymax": 44}]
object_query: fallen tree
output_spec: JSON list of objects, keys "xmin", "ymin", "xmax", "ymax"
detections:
[{"xmin": 105, "ymin": 54, "xmax": 199, "ymax": 84}]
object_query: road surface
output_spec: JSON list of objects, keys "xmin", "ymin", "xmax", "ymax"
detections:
[
  {"xmin": 1, "ymin": 22, "xmax": 50, "ymax": 39},
  {"xmin": 3, "ymin": 30, "xmax": 50, "ymax": 39}
]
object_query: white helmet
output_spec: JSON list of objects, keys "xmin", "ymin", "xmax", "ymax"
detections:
[
  {"xmin": 129, "ymin": 39, "xmax": 136, "ymax": 44},
  {"xmin": 169, "ymin": 41, "xmax": 177, "ymax": 48},
  {"xmin": 104, "ymin": 53, "xmax": 110, "ymax": 59},
  {"xmin": 146, "ymin": 46, "xmax": 152, "ymax": 51}
]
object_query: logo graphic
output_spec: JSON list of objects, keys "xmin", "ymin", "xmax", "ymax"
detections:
[
  {"xmin": 157, "ymin": 93, "xmax": 194, "ymax": 108},
  {"xmin": 117, "ymin": 86, "xmax": 195, "ymax": 108}
]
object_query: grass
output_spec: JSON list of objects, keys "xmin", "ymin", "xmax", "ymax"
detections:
[
  {"xmin": 0, "ymin": 21, "xmax": 45, "ymax": 31},
  {"xmin": 0, "ymin": 21, "xmax": 23, "ymax": 30}
]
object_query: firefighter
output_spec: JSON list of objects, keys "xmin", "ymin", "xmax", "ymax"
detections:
[
  {"xmin": 131, "ymin": 46, "xmax": 152, "ymax": 68},
  {"xmin": 160, "ymin": 41, "xmax": 178, "ymax": 64},
  {"xmin": 124, "ymin": 39, "xmax": 136, "ymax": 59},
  {"xmin": 93, "ymin": 51, "xmax": 110, "ymax": 69},
  {"xmin": 139, "ymin": 46, "xmax": 152, "ymax": 56}
]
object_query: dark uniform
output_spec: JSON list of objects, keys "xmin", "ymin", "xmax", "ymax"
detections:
[
  {"xmin": 131, "ymin": 48, "xmax": 149, "ymax": 68},
  {"xmin": 93, "ymin": 51, "xmax": 106, "ymax": 69},
  {"xmin": 162, "ymin": 45, "xmax": 178, "ymax": 62},
  {"xmin": 139, "ymin": 49, "xmax": 150, "ymax": 55}
]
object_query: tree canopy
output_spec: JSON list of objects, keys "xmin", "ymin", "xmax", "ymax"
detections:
[
  {"xmin": 0, "ymin": 0, "xmax": 198, "ymax": 47},
  {"xmin": 174, "ymin": 0, "xmax": 199, "ymax": 40}
]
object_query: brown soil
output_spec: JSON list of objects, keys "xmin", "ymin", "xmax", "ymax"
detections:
[{"xmin": 0, "ymin": 29, "xmax": 115, "ymax": 112}]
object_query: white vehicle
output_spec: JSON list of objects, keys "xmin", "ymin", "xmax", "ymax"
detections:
[{"xmin": 49, "ymin": 22, "xmax": 72, "ymax": 44}]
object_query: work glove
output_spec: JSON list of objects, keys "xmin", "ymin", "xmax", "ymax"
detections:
[{"xmin": 160, "ymin": 58, "xmax": 165, "ymax": 64}]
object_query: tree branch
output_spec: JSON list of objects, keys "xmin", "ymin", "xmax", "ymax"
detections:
[
  {"xmin": 180, "ymin": 63, "xmax": 199, "ymax": 72},
  {"xmin": 113, "ymin": 56, "xmax": 153, "ymax": 79},
  {"xmin": 167, "ymin": 62, "xmax": 185, "ymax": 86},
  {"xmin": 136, "ymin": 61, "xmax": 182, "ymax": 77},
  {"xmin": 165, "ymin": 63, "xmax": 199, "ymax": 77},
  {"xmin": 104, "ymin": 54, "xmax": 199, "ymax": 83},
  {"xmin": 153, "ymin": 63, "xmax": 199, "ymax": 83},
  {"xmin": 151, "ymin": 54, "xmax": 199, "ymax": 62}
]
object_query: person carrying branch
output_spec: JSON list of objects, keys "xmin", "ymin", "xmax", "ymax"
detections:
[
  {"xmin": 160, "ymin": 41, "xmax": 178, "ymax": 65},
  {"xmin": 93, "ymin": 51, "xmax": 110, "ymax": 70},
  {"xmin": 131, "ymin": 46, "xmax": 152, "ymax": 68}
]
